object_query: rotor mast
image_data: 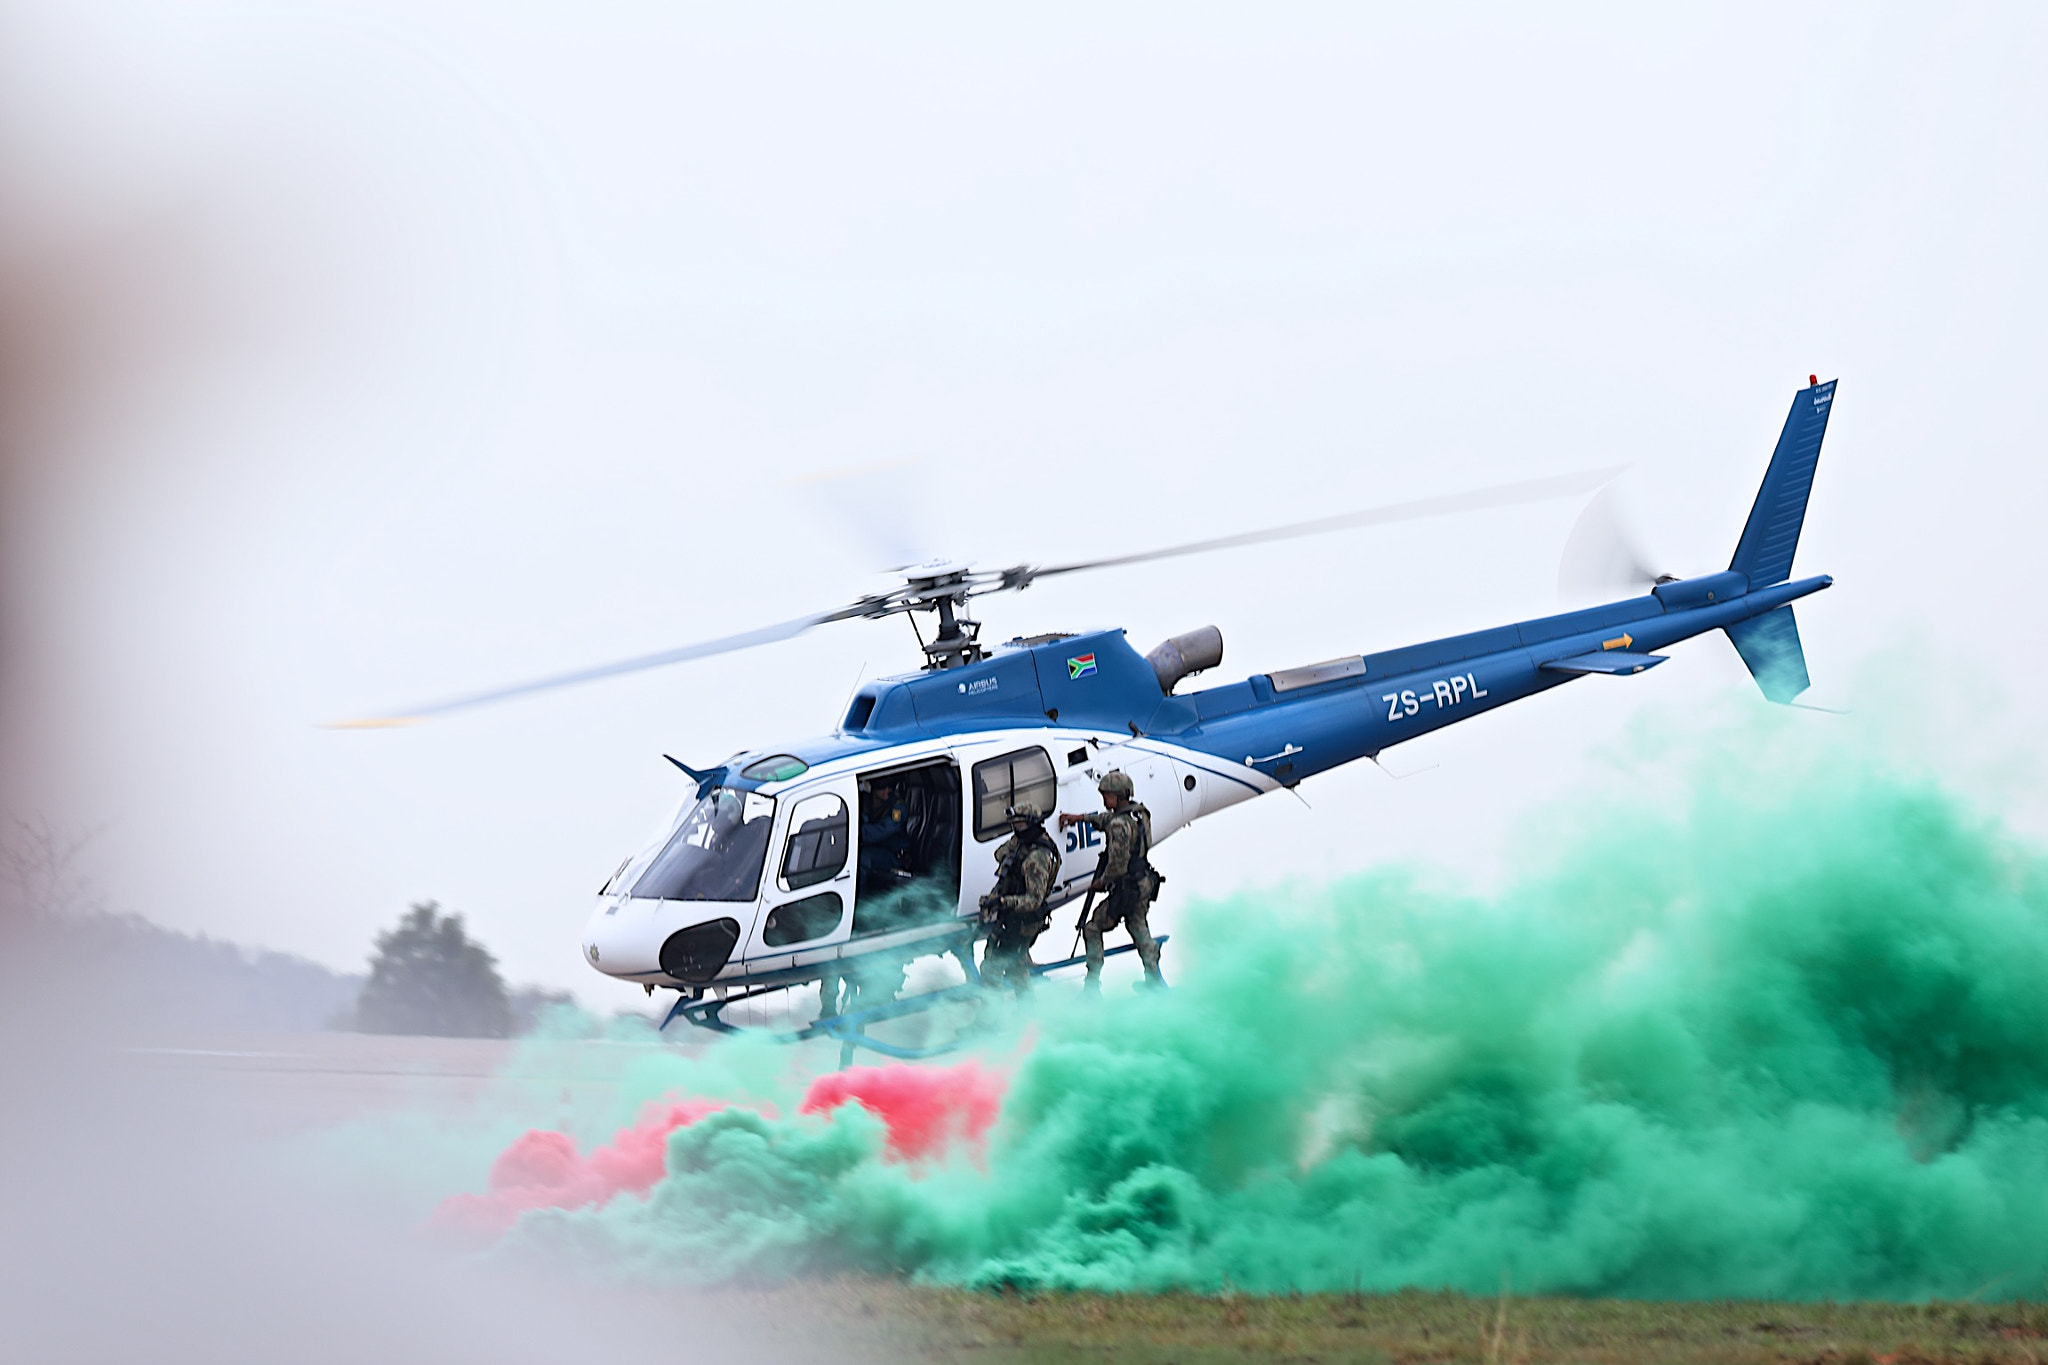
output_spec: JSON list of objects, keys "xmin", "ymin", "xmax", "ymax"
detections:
[{"xmin": 905, "ymin": 563, "xmax": 988, "ymax": 669}]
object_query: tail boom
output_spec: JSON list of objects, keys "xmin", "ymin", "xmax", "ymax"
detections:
[{"xmin": 1177, "ymin": 572, "xmax": 1832, "ymax": 786}]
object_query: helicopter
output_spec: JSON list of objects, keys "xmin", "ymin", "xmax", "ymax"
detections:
[{"xmin": 341, "ymin": 378, "xmax": 1838, "ymax": 1060}]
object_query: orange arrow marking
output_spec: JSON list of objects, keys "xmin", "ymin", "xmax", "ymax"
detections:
[{"xmin": 1602, "ymin": 633, "xmax": 1634, "ymax": 651}]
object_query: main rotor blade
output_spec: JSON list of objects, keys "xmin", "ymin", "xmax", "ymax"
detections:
[
  {"xmin": 783, "ymin": 455, "xmax": 938, "ymax": 572},
  {"xmin": 1024, "ymin": 467, "xmax": 1622, "ymax": 583},
  {"xmin": 326, "ymin": 607, "xmax": 863, "ymax": 728},
  {"xmin": 331, "ymin": 466, "xmax": 1621, "ymax": 728}
]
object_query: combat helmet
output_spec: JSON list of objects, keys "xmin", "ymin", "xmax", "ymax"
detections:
[
  {"xmin": 1096, "ymin": 770, "xmax": 1134, "ymax": 799},
  {"xmin": 1006, "ymin": 801, "xmax": 1044, "ymax": 823}
]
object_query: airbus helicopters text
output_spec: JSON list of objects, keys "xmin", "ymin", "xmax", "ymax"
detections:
[{"xmin": 339, "ymin": 379, "xmax": 1838, "ymax": 1058}]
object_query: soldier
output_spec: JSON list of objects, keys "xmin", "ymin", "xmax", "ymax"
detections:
[
  {"xmin": 857, "ymin": 777, "xmax": 912, "ymax": 894},
  {"xmin": 822, "ymin": 777, "xmax": 917, "ymax": 1019},
  {"xmin": 978, "ymin": 803, "xmax": 1061, "ymax": 997},
  {"xmin": 1059, "ymin": 770, "xmax": 1165, "ymax": 992},
  {"xmin": 818, "ymin": 954, "xmax": 906, "ymax": 1020}
]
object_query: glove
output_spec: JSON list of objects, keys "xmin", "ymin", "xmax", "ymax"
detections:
[{"xmin": 978, "ymin": 893, "xmax": 998, "ymax": 922}]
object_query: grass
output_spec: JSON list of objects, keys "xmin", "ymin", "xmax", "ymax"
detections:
[{"xmin": 710, "ymin": 1282, "xmax": 2048, "ymax": 1365}]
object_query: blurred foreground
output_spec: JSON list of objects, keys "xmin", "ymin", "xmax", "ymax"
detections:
[{"xmin": 0, "ymin": 1024, "xmax": 810, "ymax": 1365}]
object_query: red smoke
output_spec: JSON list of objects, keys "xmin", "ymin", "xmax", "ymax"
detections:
[
  {"xmin": 799, "ymin": 1060, "xmax": 1005, "ymax": 1161},
  {"xmin": 432, "ymin": 1061, "xmax": 1007, "ymax": 1237},
  {"xmin": 431, "ymin": 1099, "xmax": 721, "ymax": 1236}
]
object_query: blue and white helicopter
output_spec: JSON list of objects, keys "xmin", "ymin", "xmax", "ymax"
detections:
[{"xmin": 348, "ymin": 379, "xmax": 1837, "ymax": 1058}]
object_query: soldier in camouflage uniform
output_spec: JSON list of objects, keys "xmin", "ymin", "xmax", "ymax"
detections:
[
  {"xmin": 978, "ymin": 802, "xmax": 1061, "ymax": 997},
  {"xmin": 1059, "ymin": 770, "xmax": 1164, "ymax": 991}
]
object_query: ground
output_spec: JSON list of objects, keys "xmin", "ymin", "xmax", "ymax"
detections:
[{"xmin": 745, "ymin": 1283, "xmax": 2048, "ymax": 1365}]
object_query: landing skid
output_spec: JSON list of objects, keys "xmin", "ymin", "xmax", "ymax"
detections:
[{"xmin": 660, "ymin": 936, "xmax": 1167, "ymax": 1065}]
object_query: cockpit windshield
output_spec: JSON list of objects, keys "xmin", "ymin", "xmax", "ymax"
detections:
[{"xmin": 631, "ymin": 787, "xmax": 776, "ymax": 903}]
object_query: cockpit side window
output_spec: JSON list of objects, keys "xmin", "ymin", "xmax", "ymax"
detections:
[
  {"xmin": 631, "ymin": 788, "xmax": 776, "ymax": 902},
  {"xmin": 971, "ymin": 747, "xmax": 1056, "ymax": 842},
  {"xmin": 779, "ymin": 792, "xmax": 849, "ymax": 891}
]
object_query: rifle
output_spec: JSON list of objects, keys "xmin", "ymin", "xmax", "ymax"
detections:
[
  {"xmin": 1059, "ymin": 812, "xmax": 1106, "ymax": 958},
  {"xmin": 1069, "ymin": 852, "xmax": 1106, "ymax": 959}
]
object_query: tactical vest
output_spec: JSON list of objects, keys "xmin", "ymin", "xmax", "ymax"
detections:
[
  {"xmin": 995, "ymin": 826, "xmax": 1062, "ymax": 905},
  {"xmin": 1111, "ymin": 803, "xmax": 1156, "ymax": 897}
]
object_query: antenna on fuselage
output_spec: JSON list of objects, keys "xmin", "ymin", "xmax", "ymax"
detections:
[
  {"xmin": 663, "ymin": 754, "xmax": 723, "ymax": 798},
  {"xmin": 1368, "ymin": 753, "xmax": 1439, "ymax": 781}
]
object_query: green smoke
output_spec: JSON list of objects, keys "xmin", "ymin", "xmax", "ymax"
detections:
[{"xmin": 503, "ymin": 711, "xmax": 2048, "ymax": 1298}]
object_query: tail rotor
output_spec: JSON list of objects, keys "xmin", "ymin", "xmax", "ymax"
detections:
[{"xmin": 1556, "ymin": 481, "xmax": 1674, "ymax": 603}]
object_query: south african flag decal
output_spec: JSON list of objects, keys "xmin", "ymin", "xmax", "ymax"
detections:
[{"xmin": 1067, "ymin": 653, "xmax": 1098, "ymax": 679}]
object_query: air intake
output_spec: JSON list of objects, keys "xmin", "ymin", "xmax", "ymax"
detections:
[{"xmin": 1145, "ymin": 626, "xmax": 1224, "ymax": 694}]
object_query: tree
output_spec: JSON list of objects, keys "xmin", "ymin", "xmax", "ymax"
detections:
[
  {"xmin": 1, "ymin": 816, "xmax": 102, "ymax": 924},
  {"xmin": 356, "ymin": 901, "xmax": 512, "ymax": 1038}
]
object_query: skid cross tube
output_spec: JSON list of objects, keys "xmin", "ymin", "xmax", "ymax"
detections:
[
  {"xmin": 1029, "ymin": 934, "xmax": 1168, "ymax": 983},
  {"xmin": 658, "ymin": 936, "xmax": 1167, "ymax": 1063}
]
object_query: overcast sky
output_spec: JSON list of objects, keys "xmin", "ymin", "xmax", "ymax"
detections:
[{"xmin": 3, "ymin": 2, "xmax": 2043, "ymax": 1005}]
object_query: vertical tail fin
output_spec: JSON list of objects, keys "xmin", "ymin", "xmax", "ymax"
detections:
[
  {"xmin": 1729, "ymin": 378, "xmax": 1836, "ymax": 587},
  {"xmin": 1725, "ymin": 606, "xmax": 1810, "ymax": 703}
]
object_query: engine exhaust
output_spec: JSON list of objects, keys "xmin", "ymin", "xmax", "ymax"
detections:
[{"xmin": 1145, "ymin": 626, "xmax": 1224, "ymax": 694}]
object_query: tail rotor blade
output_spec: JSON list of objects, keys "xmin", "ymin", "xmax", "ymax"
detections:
[{"xmin": 1557, "ymin": 482, "xmax": 1663, "ymax": 603}]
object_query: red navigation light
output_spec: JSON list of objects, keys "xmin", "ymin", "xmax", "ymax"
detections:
[{"xmin": 1809, "ymin": 374, "xmax": 1818, "ymax": 385}]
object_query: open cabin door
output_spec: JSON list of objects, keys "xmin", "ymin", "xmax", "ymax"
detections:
[{"xmin": 849, "ymin": 757, "xmax": 963, "ymax": 940}]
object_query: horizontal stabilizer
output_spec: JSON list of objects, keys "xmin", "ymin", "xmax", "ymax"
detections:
[
  {"xmin": 1725, "ymin": 605, "xmax": 1810, "ymax": 702},
  {"xmin": 1541, "ymin": 651, "xmax": 1668, "ymax": 676}
]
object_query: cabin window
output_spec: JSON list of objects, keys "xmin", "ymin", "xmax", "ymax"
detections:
[
  {"xmin": 970, "ymin": 747, "xmax": 1056, "ymax": 842},
  {"xmin": 779, "ymin": 792, "xmax": 849, "ymax": 891},
  {"xmin": 741, "ymin": 754, "xmax": 809, "ymax": 782},
  {"xmin": 631, "ymin": 788, "xmax": 776, "ymax": 903},
  {"xmin": 762, "ymin": 891, "xmax": 844, "ymax": 947}
]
